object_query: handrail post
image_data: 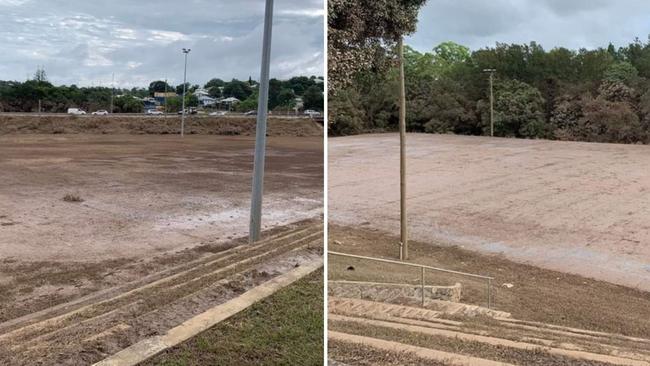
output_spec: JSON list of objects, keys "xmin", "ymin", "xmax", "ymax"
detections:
[
  {"xmin": 421, "ymin": 267, "xmax": 425, "ymax": 307},
  {"xmin": 487, "ymin": 278, "xmax": 492, "ymax": 309}
]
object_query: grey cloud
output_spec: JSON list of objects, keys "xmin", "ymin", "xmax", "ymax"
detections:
[
  {"xmin": 407, "ymin": 0, "xmax": 650, "ymax": 53},
  {"xmin": 0, "ymin": 0, "xmax": 324, "ymax": 87}
]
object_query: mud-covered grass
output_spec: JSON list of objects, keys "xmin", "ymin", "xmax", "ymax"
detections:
[
  {"xmin": 328, "ymin": 340, "xmax": 448, "ymax": 366},
  {"xmin": 0, "ymin": 115, "xmax": 323, "ymax": 136},
  {"xmin": 329, "ymin": 321, "xmax": 616, "ymax": 366},
  {"xmin": 0, "ymin": 220, "xmax": 316, "ymax": 324},
  {"xmin": 141, "ymin": 269, "xmax": 324, "ymax": 366},
  {"xmin": 329, "ymin": 225, "xmax": 650, "ymax": 339}
]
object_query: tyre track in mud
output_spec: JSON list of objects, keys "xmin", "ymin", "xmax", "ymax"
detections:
[{"xmin": 0, "ymin": 221, "xmax": 323, "ymax": 366}]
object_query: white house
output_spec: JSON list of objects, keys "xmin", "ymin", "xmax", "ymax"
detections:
[
  {"xmin": 218, "ymin": 97, "xmax": 240, "ymax": 111},
  {"xmin": 197, "ymin": 94, "xmax": 217, "ymax": 107}
]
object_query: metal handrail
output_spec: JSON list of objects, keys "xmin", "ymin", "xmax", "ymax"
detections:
[{"xmin": 328, "ymin": 251, "xmax": 494, "ymax": 309}]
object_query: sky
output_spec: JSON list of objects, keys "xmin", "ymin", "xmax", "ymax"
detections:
[
  {"xmin": 407, "ymin": 0, "xmax": 650, "ymax": 53},
  {"xmin": 0, "ymin": 0, "xmax": 324, "ymax": 88}
]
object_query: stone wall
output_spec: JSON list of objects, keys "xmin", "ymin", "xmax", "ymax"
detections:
[{"xmin": 328, "ymin": 280, "xmax": 462, "ymax": 307}]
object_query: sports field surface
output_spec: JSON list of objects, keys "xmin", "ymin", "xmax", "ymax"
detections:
[{"xmin": 329, "ymin": 133, "xmax": 650, "ymax": 290}]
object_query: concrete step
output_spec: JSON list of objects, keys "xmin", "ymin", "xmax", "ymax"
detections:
[
  {"xmin": 330, "ymin": 330, "xmax": 515, "ymax": 366},
  {"xmin": 328, "ymin": 297, "xmax": 650, "ymax": 365}
]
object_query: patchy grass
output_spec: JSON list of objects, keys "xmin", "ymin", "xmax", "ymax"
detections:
[
  {"xmin": 329, "ymin": 340, "xmax": 448, "ymax": 366},
  {"xmin": 329, "ymin": 321, "xmax": 616, "ymax": 366},
  {"xmin": 62, "ymin": 193, "xmax": 83, "ymax": 203},
  {"xmin": 141, "ymin": 268, "xmax": 324, "ymax": 366}
]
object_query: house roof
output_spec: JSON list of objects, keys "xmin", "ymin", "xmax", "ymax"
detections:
[{"xmin": 221, "ymin": 97, "xmax": 240, "ymax": 103}]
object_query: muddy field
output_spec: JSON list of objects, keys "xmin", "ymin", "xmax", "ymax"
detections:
[
  {"xmin": 0, "ymin": 114, "xmax": 323, "ymax": 136},
  {"xmin": 329, "ymin": 133, "xmax": 650, "ymax": 291},
  {"xmin": 0, "ymin": 129, "xmax": 322, "ymax": 364},
  {"xmin": 0, "ymin": 221, "xmax": 323, "ymax": 365},
  {"xmin": 1, "ymin": 133, "xmax": 322, "ymax": 262}
]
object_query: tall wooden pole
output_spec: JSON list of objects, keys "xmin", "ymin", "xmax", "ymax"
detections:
[
  {"xmin": 398, "ymin": 37, "xmax": 408, "ymax": 260},
  {"xmin": 489, "ymin": 72, "xmax": 494, "ymax": 137}
]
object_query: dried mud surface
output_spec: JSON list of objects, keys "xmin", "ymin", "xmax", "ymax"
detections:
[
  {"xmin": 329, "ymin": 133, "xmax": 650, "ymax": 290},
  {"xmin": 0, "ymin": 134, "xmax": 322, "ymax": 262},
  {"xmin": 0, "ymin": 114, "xmax": 323, "ymax": 137}
]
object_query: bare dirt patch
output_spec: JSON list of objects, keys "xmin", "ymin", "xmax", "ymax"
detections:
[
  {"xmin": 329, "ymin": 133, "xmax": 650, "ymax": 290},
  {"xmin": 0, "ymin": 134, "xmax": 322, "ymax": 262}
]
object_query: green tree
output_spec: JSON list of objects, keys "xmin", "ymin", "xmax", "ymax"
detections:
[
  {"xmin": 223, "ymin": 79, "xmax": 253, "ymax": 100},
  {"xmin": 329, "ymin": 88, "xmax": 366, "ymax": 135},
  {"xmin": 114, "ymin": 96, "xmax": 143, "ymax": 113},
  {"xmin": 603, "ymin": 61, "xmax": 639, "ymax": 85},
  {"xmin": 432, "ymin": 41, "xmax": 470, "ymax": 76},
  {"xmin": 303, "ymin": 86, "xmax": 323, "ymax": 111},
  {"xmin": 407, "ymin": 79, "xmax": 476, "ymax": 134},
  {"xmin": 237, "ymin": 91, "xmax": 258, "ymax": 112},
  {"xmin": 148, "ymin": 80, "xmax": 172, "ymax": 96},
  {"xmin": 328, "ymin": 0, "xmax": 428, "ymax": 90},
  {"xmin": 204, "ymin": 78, "xmax": 225, "ymax": 89},
  {"xmin": 175, "ymin": 82, "xmax": 191, "ymax": 95},
  {"xmin": 489, "ymin": 79, "xmax": 547, "ymax": 138}
]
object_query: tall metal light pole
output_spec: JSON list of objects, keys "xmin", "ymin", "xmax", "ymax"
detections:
[
  {"xmin": 398, "ymin": 36, "xmax": 408, "ymax": 260},
  {"xmin": 110, "ymin": 72, "xmax": 114, "ymax": 114},
  {"xmin": 483, "ymin": 69, "xmax": 496, "ymax": 137},
  {"xmin": 249, "ymin": 0, "xmax": 274, "ymax": 243},
  {"xmin": 181, "ymin": 48, "xmax": 191, "ymax": 137},
  {"xmin": 164, "ymin": 78, "xmax": 168, "ymax": 113}
]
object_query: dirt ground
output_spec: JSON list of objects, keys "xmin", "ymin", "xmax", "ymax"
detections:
[
  {"xmin": 328, "ymin": 225, "xmax": 650, "ymax": 339},
  {"xmin": 0, "ymin": 133, "xmax": 322, "ymax": 262},
  {"xmin": 0, "ymin": 221, "xmax": 323, "ymax": 365},
  {"xmin": 0, "ymin": 114, "xmax": 323, "ymax": 136},
  {"xmin": 329, "ymin": 133, "xmax": 650, "ymax": 291},
  {"xmin": 0, "ymin": 129, "xmax": 322, "ymax": 364}
]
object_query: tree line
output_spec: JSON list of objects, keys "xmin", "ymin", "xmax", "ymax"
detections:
[
  {"xmin": 330, "ymin": 31, "xmax": 650, "ymax": 144},
  {"xmin": 0, "ymin": 70, "xmax": 324, "ymax": 113}
]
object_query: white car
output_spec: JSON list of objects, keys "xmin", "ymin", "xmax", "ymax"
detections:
[
  {"xmin": 146, "ymin": 109, "xmax": 164, "ymax": 115},
  {"xmin": 92, "ymin": 110, "xmax": 109, "ymax": 115},
  {"xmin": 304, "ymin": 109, "xmax": 321, "ymax": 117},
  {"xmin": 209, "ymin": 111, "xmax": 227, "ymax": 116},
  {"xmin": 67, "ymin": 108, "xmax": 86, "ymax": 115}
]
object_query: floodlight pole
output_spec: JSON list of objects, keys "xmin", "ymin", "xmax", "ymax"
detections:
[
  {"xmin": 398, "ymin": 36, "xmax": 408, "ymax": 261},
  {"xmin": 164, "ymin": 78, "xmax": 168, "ymax": 113},
  {"xmin": 110, "ymin": 72, "xmax": 114, "ymax": 114},
  {"xmin": 181, "ymin": 48, "xmax": 191, "ymax": 137},
  {"xmin": 249, "ymin": 0, "xmax": 274, "ymax": 243},
  {"xmin": 484, "ymin": 69, "xmax": 496, "ymax": 137}
]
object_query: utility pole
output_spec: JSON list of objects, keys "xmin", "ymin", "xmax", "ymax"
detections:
[
  {"xmin": 110, "ymin": 72, "xmax": 114, "ymax": 114},
  {"xmin": 164, "ymin": 78, "xmax": 168, "ymax": 114},
  {"xmin": 181, "ymin": 48, "xmax": 191, "ymax": 137},
  {"xmin": 398, "ymin": 36, "xmax": 408, "ymax": 260},
  {"xmin": 249, "ymin": 0, "xmax": 274, "ymax": 243},
  {"xmin": 483, "ymin": 69, "xmax": 496, "ymax": 137}
]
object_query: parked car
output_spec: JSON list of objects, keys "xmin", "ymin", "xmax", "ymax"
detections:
[
  {"xmin": 67, "ymin": 108, "xmax": 86, "ymax": 115},
  {"xmin": 209, "ymin": 111, "xmax": 228, "ymax": 116},
  {"xmin": 177, "ymin": 108, "xmax": 197, "ymax": 115},
  {"xmin": 146, "ymin": 109, "xmax": 164, "ymax": 115},
  {"xmin": 304, "ymin": 109, "xmax": 321, "ymax": 117},
  {"xmin": 92, "ymin": 110, "xmax": 109, "ymax": 115}
]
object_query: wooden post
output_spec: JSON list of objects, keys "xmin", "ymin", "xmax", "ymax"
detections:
[
  {"xmin": 398, "ymin": 36, "xmax": 408, "ymax": 260},
  {"xmin": 489, "ymin": 72, "xmax": 494, "ymax": 137}
]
